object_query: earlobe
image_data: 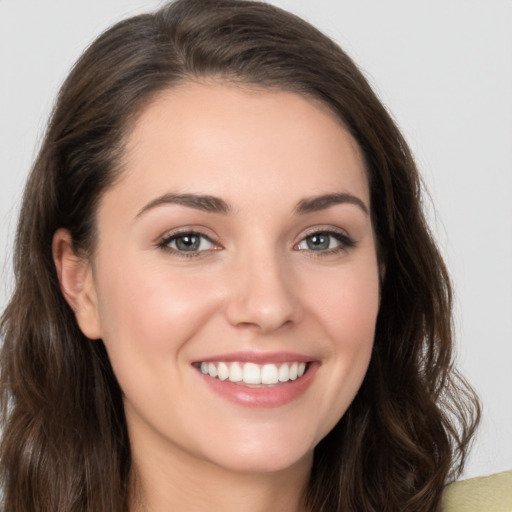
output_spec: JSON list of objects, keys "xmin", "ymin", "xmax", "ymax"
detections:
[{"xmin": 52, "ymin": 228, "xmax": 102, "ymax": 340}]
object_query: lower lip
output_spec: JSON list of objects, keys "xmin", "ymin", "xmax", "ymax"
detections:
[{"xmin": 196, "ymin": 363, "xmax": 318, "ymax": 408}]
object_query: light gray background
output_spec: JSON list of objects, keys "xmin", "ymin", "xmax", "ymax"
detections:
[{"xmin": 1, "ymin": 0, "xmax": 511, "ymax": 480}]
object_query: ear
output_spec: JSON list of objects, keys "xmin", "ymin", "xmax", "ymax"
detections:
[{"xmin": 52, "ymin": 228, "xmax": 102, "ymax": 340}]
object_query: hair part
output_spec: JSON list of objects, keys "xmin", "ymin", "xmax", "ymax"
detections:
[{"xmin": 1, "ymin": 1, "xmax": 479, "ymax": 511}]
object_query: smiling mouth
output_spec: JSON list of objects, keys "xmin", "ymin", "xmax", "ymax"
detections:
[{"xmin": 194, "ymin": 361, "xmax": 309, "ymax": 386}]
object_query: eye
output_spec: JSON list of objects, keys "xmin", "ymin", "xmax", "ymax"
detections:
[
  {"xmin": 159, "ymin": 231, "xmax": 217, "ymax": 254},
  {"xmin": 296, "ymin": 230, "xmax": 355, "ymax": 253}
]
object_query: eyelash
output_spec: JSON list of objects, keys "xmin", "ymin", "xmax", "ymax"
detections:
[
  {"xmin": 157, "ymin": 230, "xmax": 219, "ymax": 259},
  {"xmin": 295, "ymin": 229, "xmax": 356, "ymax": 257},
  {"xmin": 157, "ymin": 228, "xmax": 356, "ymax": 259}
]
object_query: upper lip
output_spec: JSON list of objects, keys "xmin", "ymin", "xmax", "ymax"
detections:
[{"xmin": 192, "ymin": 351, "xmax": 315, "ymax": 365}]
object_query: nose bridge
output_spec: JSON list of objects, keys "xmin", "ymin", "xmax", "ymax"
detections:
[{"xmin": 224, "ymin": 240, "xmax": 301, "ymax": 332}]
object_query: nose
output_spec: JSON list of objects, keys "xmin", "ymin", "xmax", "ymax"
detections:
[{"xmin": 224, "ymin": 249, "xmax": 303, "ymax": 334}]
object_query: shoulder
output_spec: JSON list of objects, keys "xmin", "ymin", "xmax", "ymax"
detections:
[{"xmin": 443, "ymin": 471, "xmax": 512, "ymax": 512}]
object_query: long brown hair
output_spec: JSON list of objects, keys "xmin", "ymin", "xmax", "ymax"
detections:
[{"xmin": 0, "ymin": 1, "xmax": 479, "ymax": 510}]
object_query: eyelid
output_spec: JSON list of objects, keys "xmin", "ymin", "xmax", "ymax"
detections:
[
  {"xmin": 294, "ymin": 226, "xmax": 356, "ymax": 253},
  {"xmin": 299, "ymin": 225, "xmax": 350, "ymax": 239},
  {"xmin": 156, "ymin": 225, "xmax": 219, "ymax": 244},
  {"xmin": 156, "ymin": 227, "xmax": 222, "ymax": 257}
]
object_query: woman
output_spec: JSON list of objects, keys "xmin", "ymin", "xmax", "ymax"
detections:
[{"xmin": 0, "ymin": 0, "xmax": 480, "ymax": 510}]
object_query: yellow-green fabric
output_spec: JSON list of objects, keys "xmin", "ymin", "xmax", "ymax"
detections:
[{"xmin": 443, "ymin": 471, "xmax": 512, "ymax": 511}]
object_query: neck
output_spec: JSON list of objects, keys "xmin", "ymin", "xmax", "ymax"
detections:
[{"xmin": 129, "ymin": 441, "xmax": 311, "ymax": 512}]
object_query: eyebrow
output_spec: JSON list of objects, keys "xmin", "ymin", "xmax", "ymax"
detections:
[
  {"xmin": 135, "ymin": 191, "xmax": 368, "ymax": 219},
  {"xmin": 136, "ymin": 193, "xmax": 231, "ymax": 218},
  {"xmin": 294, "ymin": 193, "xmax": 369, "ymax": 215}
]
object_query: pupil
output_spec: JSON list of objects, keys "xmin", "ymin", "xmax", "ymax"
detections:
[
  {"xmin": 308, "ymin": 234, "xmax": 329, "ymax": 250},
  {"xmin": 177, "ymin": 235, "xmax": 200, "ymax": 251}
]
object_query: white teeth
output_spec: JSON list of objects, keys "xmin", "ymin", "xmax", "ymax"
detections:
[
  {"xmin": 229, "ymin": 362, "xmax": 243, "ymax": 382},
  {"xmin": 243, "ymin": 363, "xmax": 261, "ymax": 384},
  {"xmin": 261, "ymin": 363, "xmax": 279, "ymax": 384},
  {"xmin": 289, "ymin": 362, "xmax": 298, "ymax": 380},
  {"xmin": 208, "ymin": 362, "xmax": 218, "ymax": 378},
  {"xmin": 217, "ymin": 362, "xmax": 229, "ymax": 381},
  {"xmin": 278, "ymin": 363, "xmax": 289, "ymax": 382},
  {"xmin": 198, "ymin": 361, "xmax": 308, "ymax": 385}
]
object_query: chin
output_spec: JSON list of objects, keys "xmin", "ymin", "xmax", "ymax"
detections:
[
  {"xmin": 192, "ymin": 423, "xmax": 319, "ymax": 476},
  {"xmin": 209, "ymin": 446, "xmax": 314, "ymax": 476}
]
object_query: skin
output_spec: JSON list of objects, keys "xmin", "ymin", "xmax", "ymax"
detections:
[{"xmin": 54, "ymin": 82, "xmax": 381, "ymax": 512}]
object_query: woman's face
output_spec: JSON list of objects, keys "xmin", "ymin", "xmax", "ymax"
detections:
[{"xmin": 82, "ymin": 82, "xmax": 380, "ymax": 475}]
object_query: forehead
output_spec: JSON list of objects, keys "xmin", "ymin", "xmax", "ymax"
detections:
[{"xmin": 112, "ymin": 82, "xmax": 369, "ymax": 213}]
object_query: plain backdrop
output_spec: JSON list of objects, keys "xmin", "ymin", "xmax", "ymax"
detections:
[{"xmin": 1, "ymin": 0, "xmax": 511, "ymax": 480}]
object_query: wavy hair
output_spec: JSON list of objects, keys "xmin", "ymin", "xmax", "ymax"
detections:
[{"xmin": 0, "ymin": 0, "xmax": 479, "ymax": 510}]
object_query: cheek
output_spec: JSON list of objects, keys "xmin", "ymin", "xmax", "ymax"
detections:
[
  {"xmin": 93, "ymin": 256, "xmax": 223, "ymax": 365},
  {"xmin": 312, "ymin": 256, "xmax": 380, "ymax": 347},
  {"xmin": 302, "ymin": 255, "xmax": 379, "ymax": 423}
]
